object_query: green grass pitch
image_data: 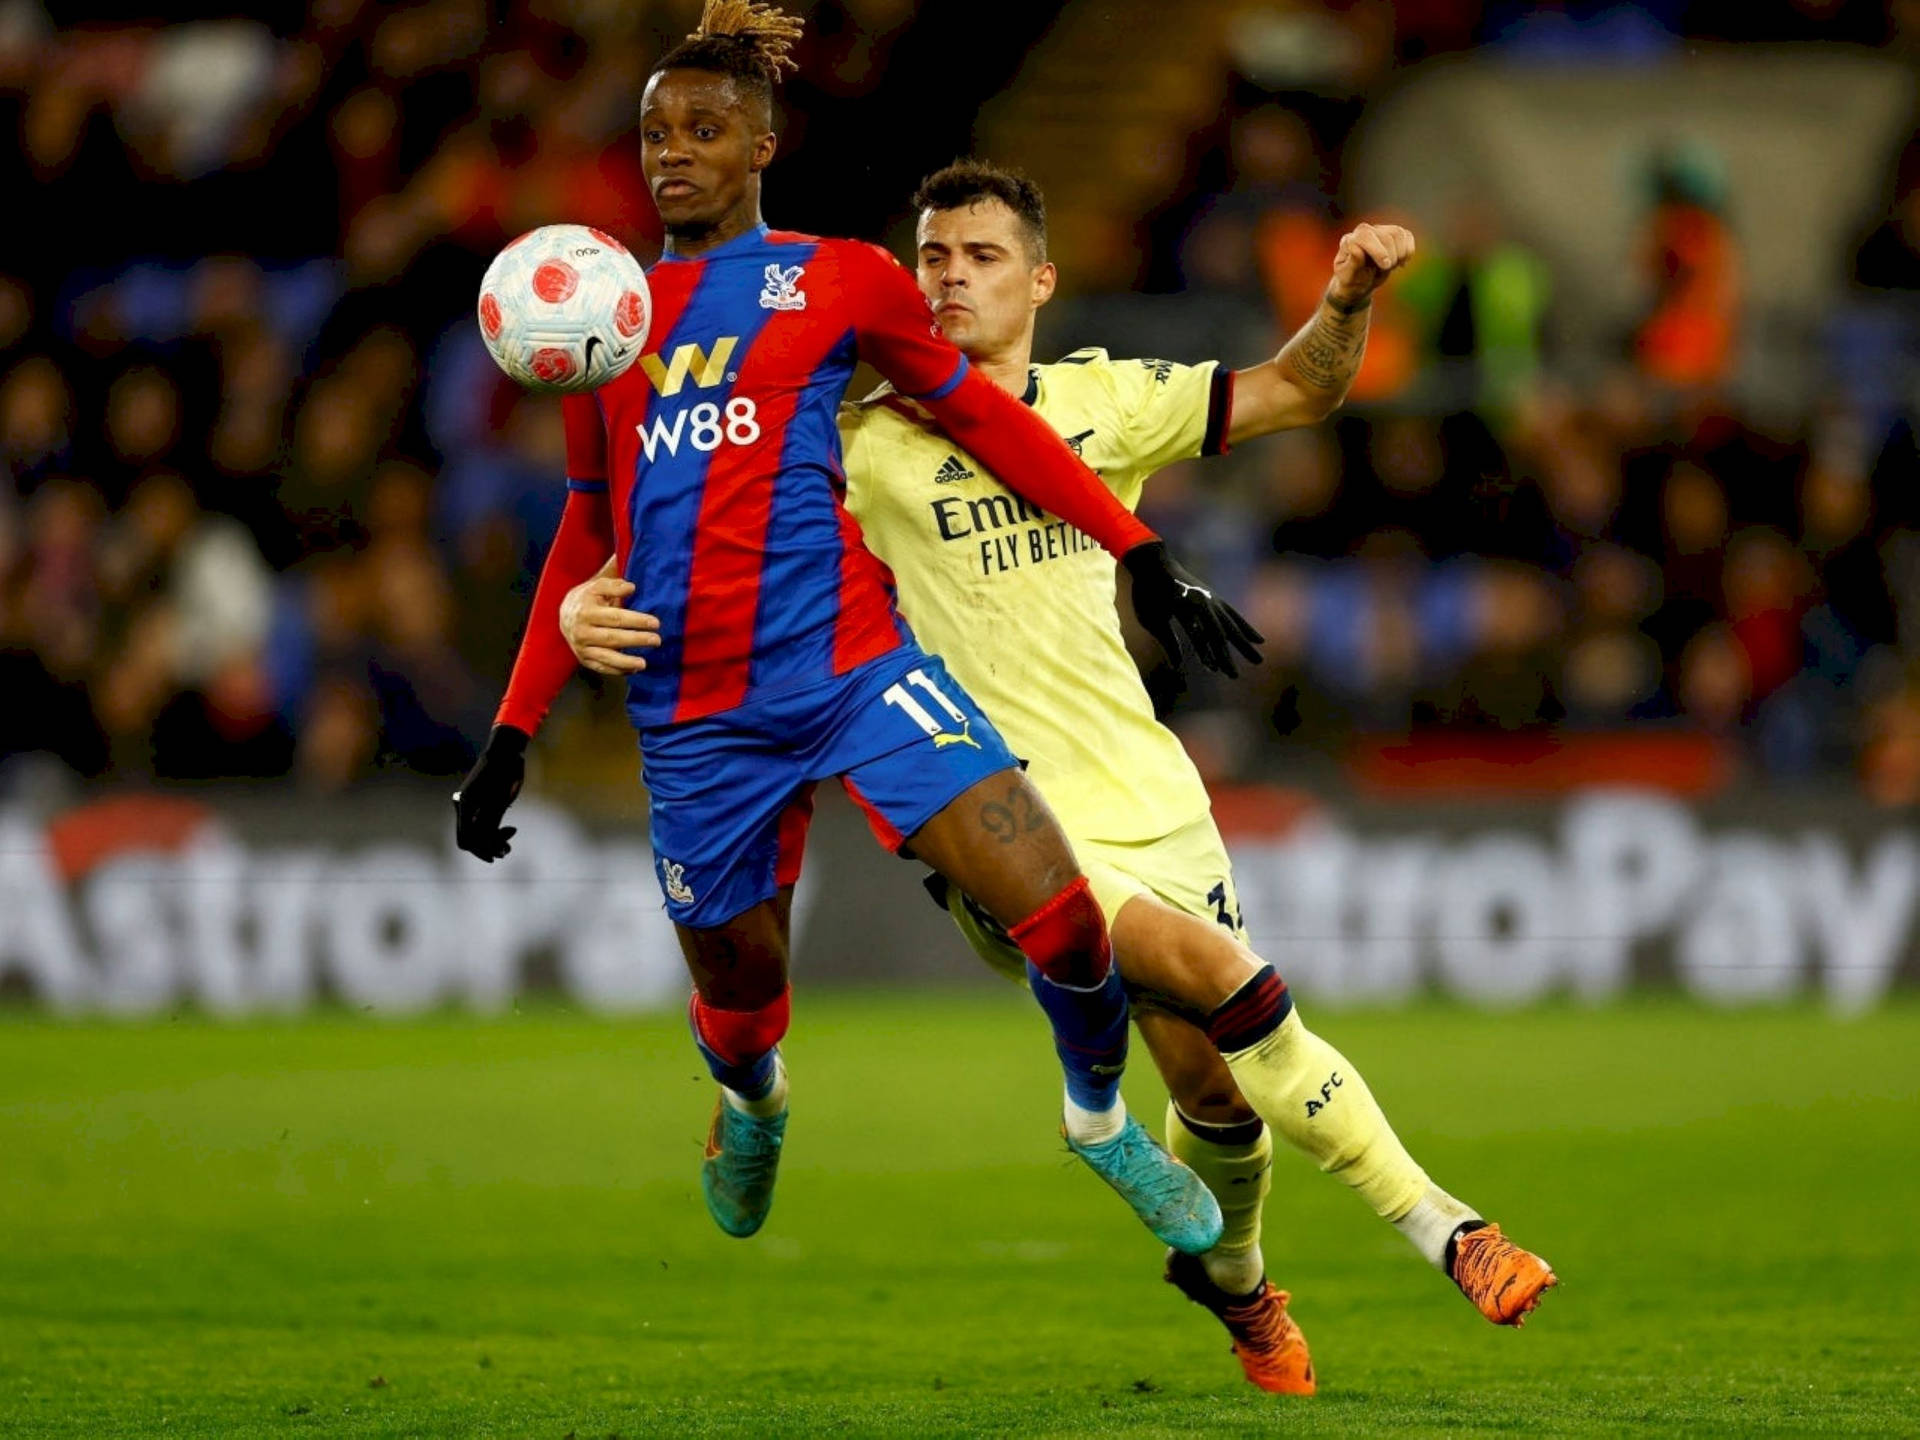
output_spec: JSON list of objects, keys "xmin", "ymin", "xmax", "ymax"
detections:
[{"xmin": 2, "ymin": 994, "xmax": 1917, "ymax": 1437}]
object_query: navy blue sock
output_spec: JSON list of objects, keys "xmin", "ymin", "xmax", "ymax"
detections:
[
  {"xmin": 1025, "ymin": 961, "xmax": 1129, "ymax": 1112},
  {"xmin": 690, "ymin": 1024, "xmax": 778, "ymax": 1100}
]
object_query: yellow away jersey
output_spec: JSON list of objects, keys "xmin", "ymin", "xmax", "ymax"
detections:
[{"xmin": 839, "ymin": 348, "xmax": 1231, "ymax": 843}]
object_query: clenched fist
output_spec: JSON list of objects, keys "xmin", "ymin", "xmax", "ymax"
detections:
[{"xmin": 1329, "ymin": 222, "xmax": 1416, "ymax": 309}]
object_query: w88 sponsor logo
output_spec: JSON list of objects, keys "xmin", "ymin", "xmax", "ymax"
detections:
[{"xmin": 638, "ymin": 398, "xmax": 762, "ymax": 461}]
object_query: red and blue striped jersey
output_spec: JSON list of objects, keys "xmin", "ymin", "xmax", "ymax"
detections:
[{"xmin": 566, "ymin": 226, "xmax": 968, "ymax": 727}]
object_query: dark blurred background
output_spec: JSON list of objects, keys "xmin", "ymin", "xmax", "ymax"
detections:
[{"xmin": 6, "ymin": 0, "xmax": 1920, "ymax": 810}]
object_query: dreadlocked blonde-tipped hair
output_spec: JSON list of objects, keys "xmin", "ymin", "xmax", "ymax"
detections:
[
  {"xmin": 692, "ymin": 1, "xmax": 804, "ymax": 79},
  {"xmin": 658, "ymin": 0, "xmax": 804, "ymax": 92}
]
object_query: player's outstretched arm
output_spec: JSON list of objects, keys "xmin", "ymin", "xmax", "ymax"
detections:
[
  {"xmin": 850, "ymin": 240, "xmax": 1262, "ymax": 676},
  {"xmin": 453, "ymin": 398, "xmax": 621, "ymax": 863},
  {"xmin": 1228, "ymin": 221, "xmax": 1415, "ymax": 445},
  {"xmin": 453, "ymin": 487, "xmax": 617, "ymax": 861}
]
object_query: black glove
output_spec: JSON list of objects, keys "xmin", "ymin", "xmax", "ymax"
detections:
[
  {"xmin": 452, "ymin": 724, "xmax": 529, "ymax": 862},
  {"xmin": 1121, "ymin": 540, "xmax": 1265, "ymax": 679}
]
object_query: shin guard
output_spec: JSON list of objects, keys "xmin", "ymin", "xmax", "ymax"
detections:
[{"xmin": 1218, "ymin": 1001, "xmax": 1430, "ymax": 1223}]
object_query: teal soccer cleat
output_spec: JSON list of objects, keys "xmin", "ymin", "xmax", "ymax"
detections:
[
  {"xmin": 1066, "ymin": 1115, "xmax": 1224, "ymax": 1255},
  {"xmin": 701, "ymin": 1097, "xmax": 787, "ymax": 1238}
]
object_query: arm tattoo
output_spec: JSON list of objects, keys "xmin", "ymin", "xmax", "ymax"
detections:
[{"xmin": 1278, "ymin": 294, "xmax": 1371, "ymax": 396}]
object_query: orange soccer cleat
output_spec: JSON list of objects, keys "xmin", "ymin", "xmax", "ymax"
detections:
[
  {"xmin": 1164, "ymin": 1251, "xmax": 1316, "ymax": 1395},
  {"xmin": 1450, "ymin": 1223, "xmax": 1557, "ymax": 1326}
]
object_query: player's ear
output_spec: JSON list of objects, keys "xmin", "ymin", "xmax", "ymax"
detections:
[
  {"xmin": 1031, "ymin": 261, "xmax": 1058, "ymax": 309},
  {"xmin": 748, "ymin": 129, "xmax": 778, "ymax": 173}
]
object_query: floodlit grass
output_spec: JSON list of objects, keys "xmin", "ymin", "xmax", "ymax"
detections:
[{"xmin": 2, "ymin": 995, "xmax": 1916, "ymax": 1437}]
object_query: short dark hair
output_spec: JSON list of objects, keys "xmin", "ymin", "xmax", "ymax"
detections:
[
  {"xmin": 653, "ymin": 1, "xmax": 803, "ymax": 121},
  {"xmin": 911, "ymin": 159, "xmax": 1048, "ymax": 263}
]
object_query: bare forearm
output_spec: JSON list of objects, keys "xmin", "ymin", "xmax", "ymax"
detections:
[
  {"xmin": 1274, "ymin": 288, "xmax": 1371, "ymax": 405},
  {"xmin": 1228, "ymin": 224, "xmax": 1409, "ymax": 443}
]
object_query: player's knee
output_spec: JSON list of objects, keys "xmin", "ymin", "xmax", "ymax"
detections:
[
  {"xmin": 679, "ymin": 907, "xmax": 789, "ymax": 1009},
  {"xmin": 691, "ymin": 987, "xmax": 791, "ymax": 1064},
  {"xmin": 1158, "ymin": 910, "xmax": 1269, "ymax": 1010},
  {"xmin": 1009, "ymin": 875, "xmax": 1112, "ymax": 988}
]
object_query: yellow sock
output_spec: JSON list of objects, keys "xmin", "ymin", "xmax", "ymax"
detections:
[
  {"xmin": 1220, "ymin": 1008, "xmax": 1431, "ymax": 1225},
  {"xmin": 1165, "ymin": 1100, "xmax": 1270, "ymax": 1296}
]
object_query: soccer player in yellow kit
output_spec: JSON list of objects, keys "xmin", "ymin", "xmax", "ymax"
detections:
[{"xmin": 561, "ymin": 161, "xmax": 1555, "ymax": 1394}]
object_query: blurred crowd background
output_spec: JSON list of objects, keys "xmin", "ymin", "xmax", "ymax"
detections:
[{"xmin": 7, "ymin": 0, "xmax": 1920, "ymax": 804}]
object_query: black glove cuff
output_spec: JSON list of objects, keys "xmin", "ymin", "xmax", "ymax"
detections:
[
  {"xmin": 1120, "ymin": 539, "xmax": 1168, "ymax": 578},
  {"xmin": 485, "ymin": 724, "xmax": 531, "ymax": 759}
]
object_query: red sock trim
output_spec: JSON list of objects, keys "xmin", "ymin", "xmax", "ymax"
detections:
[
  {"xmin": 690, "ymin": 987, "xmax": 791, "ymax": 1065},
  {"xmin": 1008, "ymin": 875, "xmax": 1112, "ymax": 986}
]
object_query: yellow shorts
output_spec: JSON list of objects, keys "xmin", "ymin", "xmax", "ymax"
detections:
[{"xmin": 943, "ymin": 813, "xmax": 1248, "ymax": 984}]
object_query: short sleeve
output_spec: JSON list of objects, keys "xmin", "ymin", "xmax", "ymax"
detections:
[
  {"xmin": 845, "ymin": 242, "xmax": 970, "ymax": 403},
  {"xmin": 562, "ymin": 393, "xmax": 608, "ymax": 492},
  {"xmin": 1104, "ymin": 357, "xmax": 1233, "ymax": 478}
]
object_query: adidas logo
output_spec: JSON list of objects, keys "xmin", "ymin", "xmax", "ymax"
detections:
[{"xmin": 933, "ymin": 454, "xmax": 976, "ymax": 484}]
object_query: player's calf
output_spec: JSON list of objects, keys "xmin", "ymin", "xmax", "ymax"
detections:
[
  {"xmin": 1013, "ymin": 876, "xmax": 1129, "ymax": 1127},
  {"xmin": 1137, "ymin": 1008, "xmax": 1272, "ymax": 1295},
  {"xmin": 910, "ymin": 772, "xmax": 1219, "ymax": 1248},
  {"xmin": 1115, "ymin": 896, "xmax": 1544, "ymax": 1290},
  {"xmin": 1165, "ymin": 1098, "xmax": 1271, "ymax": 1298},
  {"xmin": 1004, "ymin": 878, "xmax": 1220, "ymax": 1254},
  {"xmin": 1199, "ymin": 957, "xmax": 1559, "ymax": 1318},
  {"xmin": 912, "ymin": 776, "xmax": 1130, "ymax": 1137},
  {"xmin": 690, "ymin": 987, "xmax": 790, "ymax": 1105},
  {"xmin": 1199, "ymin": 962, "xmax": 1440, "ymax": 1237}
]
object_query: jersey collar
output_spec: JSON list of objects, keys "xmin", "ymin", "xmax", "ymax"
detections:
[
  {"xmin": 1022, "ymin": 368, "xmax": 1039, "ymax": 406},
  {"xmin": 658, "ymin": 223, "xmax": 769, "ymax": 264}
]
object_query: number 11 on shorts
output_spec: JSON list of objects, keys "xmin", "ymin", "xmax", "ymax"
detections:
[{"xmin": 883, "ymin": 669, "xmax": 980, "ymax": 750}]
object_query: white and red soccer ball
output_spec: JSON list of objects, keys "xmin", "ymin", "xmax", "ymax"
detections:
[{"xmin": 477, "ymin": 224, "xmax": 651, "ymax": 392}]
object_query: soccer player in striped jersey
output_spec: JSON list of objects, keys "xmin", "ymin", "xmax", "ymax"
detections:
[
  {"xmin": 454, "ymin": 5, "xmax": 1263, "ymax": 1259},
  {"xmin": 558, "ymin": 161, "xmax": 1557, "ymax": 1394}
]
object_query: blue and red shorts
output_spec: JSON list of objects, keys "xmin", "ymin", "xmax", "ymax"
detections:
[{"xmin": 637, "ymin": 645, "xmax": 1017, "ymax": 928}]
